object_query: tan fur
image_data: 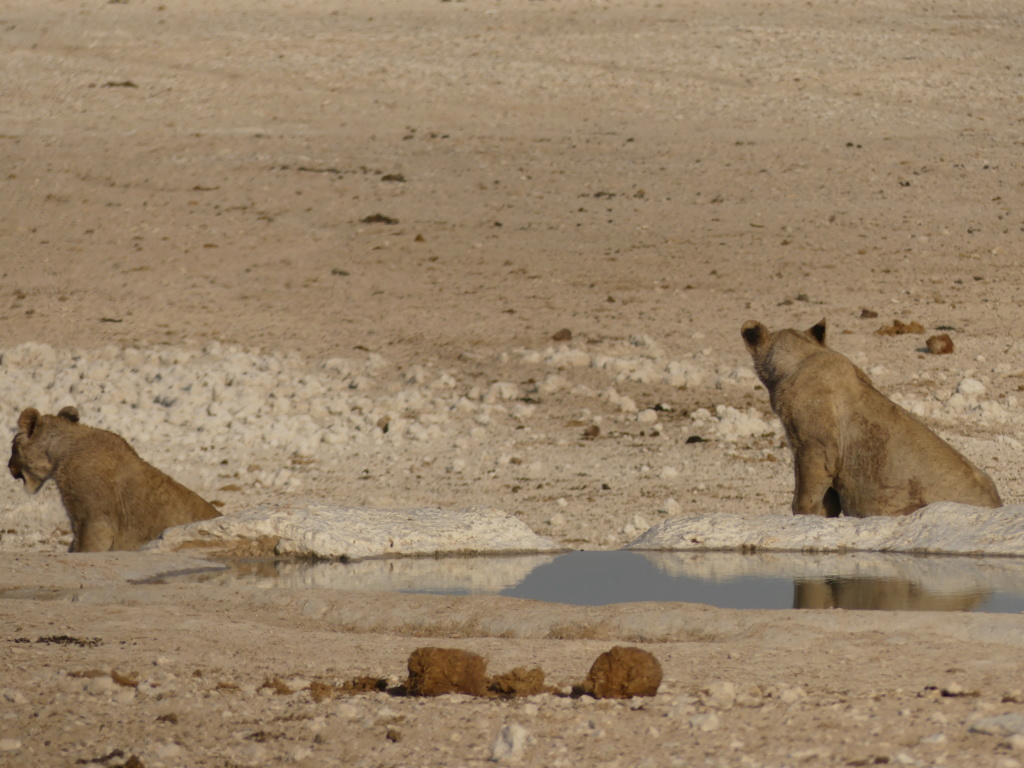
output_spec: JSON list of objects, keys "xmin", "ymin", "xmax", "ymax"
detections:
[
  {"xmin": 741, "ymin": 319, "xmax": 1002, "ymax": 517},
  {"xmin": 8, "ymin": 406, "xmax": 220, "ymax": 551},
  {"xmin": 793, "ymin": 578, "xmax": 986, "ymax": 611}
]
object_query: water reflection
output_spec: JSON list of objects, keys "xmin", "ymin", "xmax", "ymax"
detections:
[
  {"xmin": 793, "ymin": 578, "xmax": 987, "ymax": 611},
  {"xmin": 177, "ymin": 553, "xmax": 556, "ymax": 596},
  {"xmin": 167, "ymin": 550, "xmax": 1024, "ymax": 613}
]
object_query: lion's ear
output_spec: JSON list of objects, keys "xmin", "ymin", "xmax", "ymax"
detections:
[
  {"xmin": 809, "ymin": 319, "xmax": 827, "ymax": 346},
  {"xmin": 17, "ymin": 408, "xmax": 40, "ymax": 436},
  {"xmin": 57, "ymin": 406, "xmax": 80, "ymax": 423},
  {"xmin": 741, "ymin": 321, "xmax": 768, "ymax": 350}
]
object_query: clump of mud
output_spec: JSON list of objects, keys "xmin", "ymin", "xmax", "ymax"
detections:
[
  {"xmin": 487, "ymin": 665, "xmax": 548, "ymax": 697},
  {"xmin": 406, "ymin": 647, "xmax": 488, "ymax": 697},
  {"xmin": 250, "ymin": 645, "xmax": 661, "ymax": 701},
  {"xmin": 578, "ymin": 645, "xmax": 663, "ymax": 699},
  {"xmin": 309, "ymin": 676, "xmax": 388, "ymax": 702},
  {"xmin": 404, "ymin": 645, "xmax": 659, "ymax": 699}
]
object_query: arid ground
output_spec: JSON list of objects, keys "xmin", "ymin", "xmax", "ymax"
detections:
[{"xmin": 2, "ymin": 0, "xmax": 1024, "ymax": 765}]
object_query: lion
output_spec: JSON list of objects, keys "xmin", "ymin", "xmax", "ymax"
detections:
[
  {"xmin": 8, "ymin": 406, "xmax": 221, "ymax": 551},
  {"xmin": 741, "ymin": 319, "xmax": 1002, "ymax": 517}
]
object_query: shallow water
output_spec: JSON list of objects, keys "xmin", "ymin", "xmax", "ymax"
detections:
[{"xmin": 164, "ymin": 550, "xmax": 1024, "ymax": 613}]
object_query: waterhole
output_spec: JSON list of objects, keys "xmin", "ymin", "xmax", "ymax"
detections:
[{"xmin": 162, "ymin": 550, "xmax": 1024, "ymax": 613}]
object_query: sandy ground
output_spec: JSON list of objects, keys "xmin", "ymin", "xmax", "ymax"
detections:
[{"xmin": 3, "ymin": 0, "xmax": 1024, "ymax": 765}]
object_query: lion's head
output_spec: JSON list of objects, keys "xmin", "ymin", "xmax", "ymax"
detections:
[{"xmin": 9, "ymin": 406, "xmax": 80, "ymax": 494}]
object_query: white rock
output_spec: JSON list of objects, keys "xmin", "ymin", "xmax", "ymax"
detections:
[
  {"xmin": 1, "ymin": 688, "xmax": 27, "ymax": 705},
  {"xmin": 703, "ymin": 681, "xmax": 737, "ymax": 710},
  {"xmin": 958, "ymin": 377, "xmax": 987, "ymax": 397},
  {"xmin": 486, "ymin": 382, "xmax": 520, "ymax": 403},
  {"xmin": 0, "ymin": 739, "xmax": 22, "ymax": 752},
  {"xmin": 85, "ymin": 675, "xmax": 115, "ymax": 695},
  {"xmin": 710, "ymin": 405, "xmax": 779, "ymax": 442},
  {"xmin": 637, "ymin": 409, "xmax": 659, "ymax": 425},
  {"xmin": 147, "ymin": 504, "xmax": 560, "ymax": 560},
  {"xmin": 490, "ymin": 722, "xmax": 531, "ymax": 763},
  {"xmin": 627, "ymin": 503, "xmax": 1024, "ymax": 557},
  {"xmin": 335, "ymin": 702, "xmax": 360, "ymax": 720},
  {"xmin": 970, "ymin": 713, "xmax": 1024, "ymax": 736},
  {"xmin": 545, "ymin": 348, "xmax": 590, "ymax": 368},
  {"xmin": 690, "ymin": 713, "xmax": 720, "ymax": 731},
  {"xmin": 1004, "ymin": 734, "xmax": 1024, "ymax": 752},
  {"xmin": 291, "ymin": 745, "xmax": 314, "ymax": 761},
  {"xmin": 778, "ymin": 687, "xmax": 806, "ymax": 704},
  {"xmin": 153, "ymin": 742, "xmax": 183, "ymax": 760},
  {"xmin": 113, "ymin": 689, "xmax": 137, "ymax": 705}
]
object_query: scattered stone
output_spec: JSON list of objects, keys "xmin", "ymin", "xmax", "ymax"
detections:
[
  {"xmin": 1004, "ymin": 734, "xmax": 1024, "ymax": 752},
  {"xmin": 489, "ymin": 722, "xmax": 531, "ymax": 763},
  {"xmin": 970, "ymin": 713, "xmax": 1024, "ymax": 736},
  {"xmin": 36, "ymin": 634, "xmax": 101, "ymax": 647},
  {"xmin": 940, "ymin": 681, "xmax": 977, "ymax": 697},
  {"xmin": 260, "ymin": 675, "xmax": 295, "ymax": 696},
  {"xmin": 552, "ymin": 328, "xmax": 572, "ymax": 342},
  {"xmin": 360, "ymin": 213, "xmax": 399, "ymax": 224},
  {"xmin": 860, "ymin": 308, "xmax": 879, "ymax": 318},
  {"xmin": 157, "ymin": 741, "xmax": 185, "ymax": 759},
  {"xmin": 637, "ymin": 408, "xmax": 658, "ymax": 425},
  {"xmin": 406, "ymin": 647, "xmax": 487, "ymax": 697},
  {"xmin": 335, "ymin": 702, "xmax": 360, "ymax": 719},
  {"xmin": 580, "ymin": 646, "xmax": 662, "ymax": 699},
  {"xmin": 735, "ymin": 686, "xmax": 765, "ymax": 708},
  {"xmin": 690, "ymin": 713, "xmax": 720, "ymax": 731},
  {"xmin": 112, "ymin": 670, "xmax": 140, "ymax": 687},
  {"xmin": 926, "ymin": 333, "xmax": 954, "ymax": 354},
  {"xmin": 957, "ymin": 378, "xmax": 986, "ymax": 398},
  {"xmin": 876, "ymin": 319, "xmax": 925, "ymax": 335},
  {"xmin": 1, "ymin": 688, "xmax": 27, "ymax": 704},
  {"xmin": 547, "ymin": 511, "xmax": 566, "ymax": 528},
  {"xmin": 84, "ymin": 675, "xmax": 116, "ymax": 695},
  {"xmin": 291, "ymin": 745, "xmax": 315, "ymax": 761},
  {"xmin": 777, "ymin": 687, "xmax": 806, "ymax": 704},
  {"xmin": 0, "ymin": 739, "xmax": 22, "ymax": 752},
  {"xmin": 701, "ymin": 680, "xmax": 737, "ymax": 710}
]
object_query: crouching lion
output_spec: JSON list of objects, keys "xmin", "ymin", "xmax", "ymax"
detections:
[
  {"xmin": 741, "ymin": 319, "xmax": 1001, "ymax": 517},
  {"xmin": 9, "ymin": 406, "xmax": 221, "ymax": 551}
]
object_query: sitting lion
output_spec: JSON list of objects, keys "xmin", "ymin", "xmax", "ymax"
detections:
[
  {"xmin": 9, "ymin": 406, "xmax": 221, "ymax": 551},
  {"xmin": 741, "ymin": 319, "xmax": 1001, "ymax": 517}
]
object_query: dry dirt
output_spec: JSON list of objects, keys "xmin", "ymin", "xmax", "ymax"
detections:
[{"xmin": 3, "ymin": 0, "xmax": 1024, "ymax": 765}]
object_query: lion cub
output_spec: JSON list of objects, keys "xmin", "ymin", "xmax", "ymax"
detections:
[
  {"xmin": 9, "ymin": 406, "xmax": 220, "ymax": 551},
  {"xmin": 741, "ymin": 319, "xmax": 1001, "ymax": 517}
]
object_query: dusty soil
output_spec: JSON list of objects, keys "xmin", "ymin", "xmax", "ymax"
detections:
[{"xmin": 2, "ymin": 0, "xmax": 1024, "ymax": 765}]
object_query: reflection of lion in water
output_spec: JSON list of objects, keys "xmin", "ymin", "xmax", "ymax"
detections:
[
  {"xmin": 742, "ymin": 318, "xmax": 1002, "ymax": 517},
  {"xmin": 794, "ymin": 578, "xmax": 988, "ymax": 612},
  {"xmin": 9, "ymin": 406, "xmax": 220, "ymax": 552}
]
